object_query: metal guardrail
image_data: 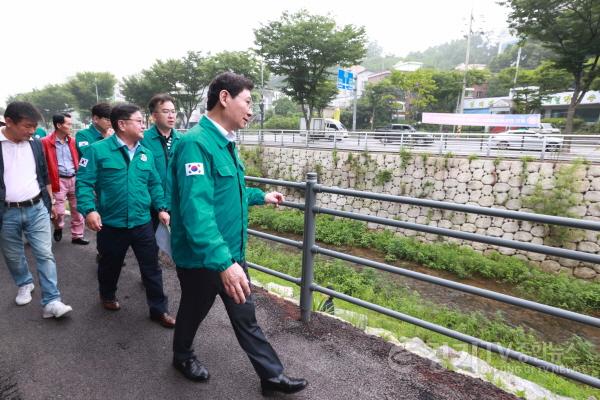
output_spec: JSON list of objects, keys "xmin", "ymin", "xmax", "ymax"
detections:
[
  {"xmin": 245, "ymin": 173, "xmax": 600, "ymax": 388},
  {"xmin": 232, "ymin": 129, "xmax": 600, "ymax": 163}
]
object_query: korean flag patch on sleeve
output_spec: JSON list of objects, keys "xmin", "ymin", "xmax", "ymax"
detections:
[
  {"xmin": 185, "ymin": 162, "xmax": 204, "ymax": 176},
  {"xmin": 79, "ymin": 158, "xmax": 89, "ymax": 167}
]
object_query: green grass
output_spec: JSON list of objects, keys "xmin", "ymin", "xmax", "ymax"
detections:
[
  {"xmin": 246, "ymin": 238, "xmax": 600, "ymax": 399},
  {"xmin": 248, "ymin": 207, "xmax": 600, "ymax": 314}
]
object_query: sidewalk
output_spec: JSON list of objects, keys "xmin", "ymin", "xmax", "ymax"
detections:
[{"xmin": 0, "ymin": 226, "xmax": 517, "ymax": 400}]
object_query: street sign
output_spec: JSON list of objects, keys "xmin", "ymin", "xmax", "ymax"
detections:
[{"xmin": 337, "ymin": 69, "xmax": 354, "ymax": 90}]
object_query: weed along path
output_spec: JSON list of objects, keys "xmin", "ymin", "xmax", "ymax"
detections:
[{"xmin": 249, "ymin": 229, "xmax": 600, "ymax": 349}]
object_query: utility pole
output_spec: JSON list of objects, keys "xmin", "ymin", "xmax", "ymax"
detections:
[
  {"xmin": 513, "ymin": 46, "xmax": 522, "ymax": 85},
  {"xmin": 259, "ymin": 59, "xmax": 265, "ymax": 131},
  {"xmin": 457, "ymin": 6, "xmax": 473, "ymax": 115},
  {"xmin": 94, "ymin": 77, "xmax": 99, "ymax": 103},
  {"xmin": 352, "ymin": 75, "xmax": 358, "ymax": 131}
]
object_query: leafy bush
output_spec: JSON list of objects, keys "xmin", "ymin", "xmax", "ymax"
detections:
[
  {"xmin": 249, "ymin": 207, "xmax": 600, "ymax": 313},
  {"xmin": 247, "ymin": 238, "xmax": 600, "ymax": 378},
  {"xmin": 263, "ymin": 115, "xmax": 300, "ymax": 130}
]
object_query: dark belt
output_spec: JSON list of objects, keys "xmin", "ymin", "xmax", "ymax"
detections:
[
  {"xmin": 5, "ymin": 193, "xmax": 43, "ymax": 208},
  {"xmin": 59, "ymin": 174, "xmax": 75, "ymax": 178}
]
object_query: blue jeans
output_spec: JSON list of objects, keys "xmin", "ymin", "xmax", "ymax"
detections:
[{"xmin": 0, "ymin": 201, "xmax": 61, "ymax": 306}]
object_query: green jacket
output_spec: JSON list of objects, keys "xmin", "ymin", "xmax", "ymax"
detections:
[
  {"xmin": 75, "ymin": 124, "xmax": 104, "ymax": 158},
  {"xmin": 140, "ymin": 125, "xmax": 182, "ymax": 192},
  {"xmin": 168, "ymin": 116, "xmax": 264, "ymax": 271},
  {"xmin": 76, "ymin": 134, "xmax": 167, "ymax": 229},
  {"xmin": 34, "ymin": 127, "xmax": 47, "ymax": 139}
]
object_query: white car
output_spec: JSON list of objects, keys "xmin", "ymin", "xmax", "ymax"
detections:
[{"xmin": 491, "ymin": 130, "xmax": 563, "ymax": 152}]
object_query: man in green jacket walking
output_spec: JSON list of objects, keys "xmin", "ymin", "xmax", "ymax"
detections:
[
  {"xmin": 169, "ymin": 73, "xmax": 307, "ymax": 395},
  {"xmin": 75, "ymin": 103, "xmax": 113, "ymax": 158},
  {"xmin": 141, "ymin": 93, "xmax": 181, "ymax": 230},
  {"xmin": 76, "ymin": 103, "xmax": 175, "ymax": 328}
]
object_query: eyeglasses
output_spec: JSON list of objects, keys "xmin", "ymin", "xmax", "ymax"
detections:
[
  {"xmin": 122, "ymin": 119, "xmax": 145, "ymax": 125},
  {"xmin": 156, "ymin": 109, "xmax": 177, "ymax": 115}
]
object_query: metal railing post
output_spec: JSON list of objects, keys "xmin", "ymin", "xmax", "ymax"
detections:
[
  {"xmin": 486, "ymin": 135, "xmax": 492, "ymax": 157},
  {"xmin": 300, "ymin": 172, "xmax": 318, "ymax": 322},
  {"xmin": 541, "ymin": 136, "xmax": 547, "ymax": 161}
]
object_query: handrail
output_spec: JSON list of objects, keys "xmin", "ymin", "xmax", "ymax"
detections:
[{"xmin": 245, "ymin": 173, "xmax": 600, "ymax": 388}]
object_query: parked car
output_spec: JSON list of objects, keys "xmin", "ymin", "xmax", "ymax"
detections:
[
  {"xmin": 374, "ymin": 124, "xmax": 434, "ymax": 145},
  {"xmin": 491, "ymin": 130, "xmax": 563, "ymax": 151}
]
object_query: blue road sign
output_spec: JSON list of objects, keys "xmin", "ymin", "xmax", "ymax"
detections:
[{"xmin": 337, "ymin": 69, "xmax": 354, "ymax": 90}]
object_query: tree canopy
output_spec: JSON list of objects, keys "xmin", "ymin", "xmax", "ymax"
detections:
[
  {"xmin": 502, "ymin": 0, "xmax": 600, "ymax": 133},
  {"xmin": 254, "ymin": 10, "xmax": 367, "ymax": 130},
  {"xmin": 66, "ymin": 72, "xmax": 116, "ymax": 120}
]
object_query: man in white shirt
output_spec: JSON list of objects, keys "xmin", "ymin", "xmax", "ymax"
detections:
[{"xmin": 0, "ymin": 102, "xmax": 72, "ymax": 318}]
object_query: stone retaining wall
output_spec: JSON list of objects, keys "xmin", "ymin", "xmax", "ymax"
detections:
[{"xmin": 247, "ymin": 146, "xmax": 600, "ymax": 281}]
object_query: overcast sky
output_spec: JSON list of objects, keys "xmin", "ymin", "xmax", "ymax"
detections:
[{"xmin": 1, "ymin": 0, "xmax": 511, "ymax": 107}]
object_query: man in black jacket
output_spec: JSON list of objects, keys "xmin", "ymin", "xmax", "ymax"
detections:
[{"xmin": 0, "ymin": 102, "xmax": 72, "ymax": 318}]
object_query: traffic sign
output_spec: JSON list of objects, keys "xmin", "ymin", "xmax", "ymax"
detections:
[{"xmin": 337, "ymin": 69, "xmax": 354, "ymax": 90}]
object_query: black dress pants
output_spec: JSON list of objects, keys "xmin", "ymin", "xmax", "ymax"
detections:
[
  {"xmin": 173, "ymin": 263, "xmax": 284, "ymax": 380},
  {"xmin": 97, "ymin": 222, "xmax": 168, "ymax": 317}
]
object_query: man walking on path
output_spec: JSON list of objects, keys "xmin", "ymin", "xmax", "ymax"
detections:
[
  {"xmin": 76, "ymin": 103, "xmax": 175, "ymax": 328},
  {"xmin": 75, "ymin": 102, "xmax": 113, "ymax": 158},
  {"xmin": 168, "ymin": 73, "xmax": 307, "ymax": 395},
  {"xmin": 42, "ymin": 113, "xmax": 88, "ymax": 245},
  {"xmin": 141, "ymin": 93, "xmax": 181, "ymax": 231},
  {"xmin": 0, "ymin": 102, "xmax": 72, "ymax": 318}
]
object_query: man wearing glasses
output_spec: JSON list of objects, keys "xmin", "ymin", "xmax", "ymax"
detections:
[
  {"xmin": 75, "ymin": 103, "xmax": 113, "ymax": 158},
  {"xmin": 141, "ymin": 94, "xmax": 181, "ymax": 230},
  {"xmin": 76, "ymin": 103, "xmax": 176, "ymax": 328}
]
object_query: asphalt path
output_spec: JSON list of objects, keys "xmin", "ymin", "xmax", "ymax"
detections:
[{"xmin": 0, "ymin": 221, "xmax": 517, "ymax": 400}]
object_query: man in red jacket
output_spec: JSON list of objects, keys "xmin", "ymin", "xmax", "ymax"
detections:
[{"xmin": 41, "ymin": 113, "xmax": 88, "ymax": 245}]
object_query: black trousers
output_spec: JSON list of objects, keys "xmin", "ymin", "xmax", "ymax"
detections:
[
  {"xmin": 173, "ymin": 263, "xmax": 284, "ymax": 380},
  {"xmin": 97, "ymin": 222, "xmax": 168, "ymax": 317},
  {"xmin": 150, "ymin": 209, "xmax": 160, "ymax": 232}
]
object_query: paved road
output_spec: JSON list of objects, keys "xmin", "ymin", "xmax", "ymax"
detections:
[{"xmin": 0, "ymin": 222, "xmax": 517, "ymax": 400}]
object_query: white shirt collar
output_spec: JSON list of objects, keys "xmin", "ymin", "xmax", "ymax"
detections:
[{"xmin": 205, "ymin": 116, "xmax": 236, "ymax": 142}]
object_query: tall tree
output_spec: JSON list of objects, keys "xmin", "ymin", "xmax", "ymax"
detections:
[
  {"xmin": 204, "ymin": 51, "xmax": 266, "ymax": 84},
  {"xmin": 255, "ymin": 10, "xmax": 367, "ymax": 131},
  {"xmin": 361, "ymin": 79, "xmax": 402, "ymax": 129},
  {"xmin": 389, "ymin": 70, "xmax": 438, "ymax": 121},
  {"xmin": 502, "ymin": 0, "xmax": 600, "ymax": 134},
  {"xmin": 429, "ymin": 69, "xmax": 490, "ymax": 112},
  {"xmin": 174, "ymin": 51, "xmax": 212, "ymax": 128},
  {"xmin": 121, "ymin": 73, "xmax": 162, "ymax": 111},
  {"xmin": 489, "ymin": 40, "xmax": 558, "ymax": 72},
  {"xmin": 272, "ymin": 97, "xmax": 300, "ymax": 116},
  {"xmin": 66, "ymin": 72, "xmax": 116, "ymax": 120},
  {"xmin": 8, "ymin": 84, "xmax": 75, "ymax": 127}
]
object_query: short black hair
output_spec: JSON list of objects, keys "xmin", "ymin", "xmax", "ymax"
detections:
[
  {"xmin": 4, "ymin": 101, "xmax": 42, "ymax": 124},
  {"xmin": 148, "ymin": 93, "xmax": 175, "ymax": 113},
  {"xmin": 110, "ymin": 103, "xmax": 141, "ymax": 132},
  {"xmin": 206, "ymin": 72, "xmax": 254, "ymax": 111},
  {"xmin": 91, "ymin": 102, "xmax": 111, "ymax": 119},
  {"xmin": 52, "ymin": 113, "xmax": 72, "ymax": 129}
]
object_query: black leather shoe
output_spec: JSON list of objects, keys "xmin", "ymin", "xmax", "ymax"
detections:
[
  {"xmin": 72, "ymin": 238, "xmax": 90, "ymax": 245},
  {"xmin": 261, "ymin": 374, "xmax": 308, "ymax": 396},
  {"xmin": 173, "ymin": 357, "xmax": 210, "ymax": 382},
  {"xmin": 53, "ymin": 229, "xmax": 62, "ymax": 242}
]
